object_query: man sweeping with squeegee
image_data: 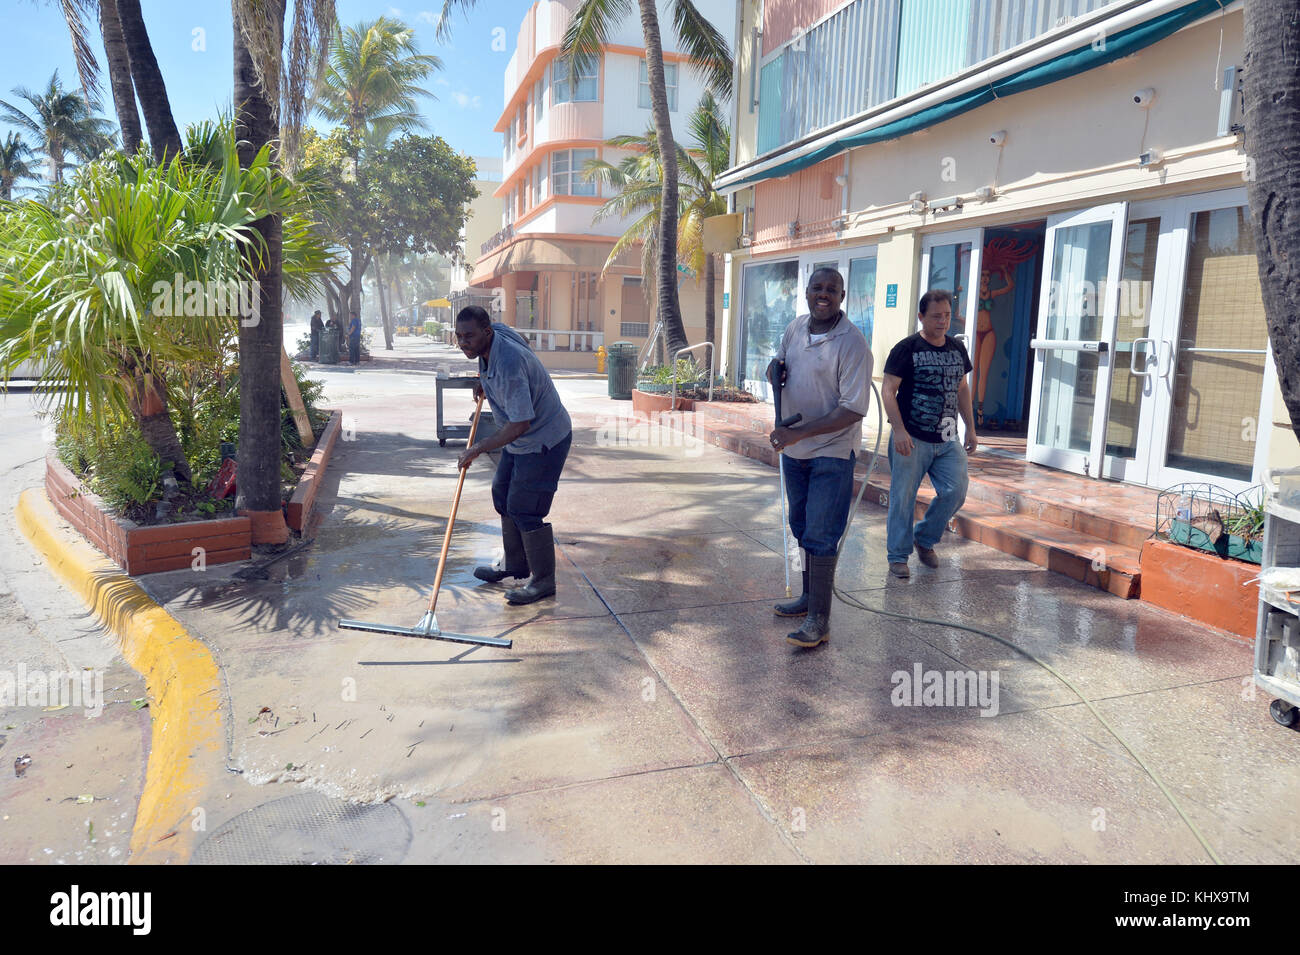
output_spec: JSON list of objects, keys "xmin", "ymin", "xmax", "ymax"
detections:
[
  {"xmin": 768, "ymin": 267, "xmax": 873, "ymax": 648},
  {"xmin": 456, "ymin": 306, "xmax": 573, "ymax": 605}
]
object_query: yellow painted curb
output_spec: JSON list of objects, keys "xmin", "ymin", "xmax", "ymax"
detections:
[{"xmin": 16, "ymin": 487, "xmax": 225, "ymax": 864}]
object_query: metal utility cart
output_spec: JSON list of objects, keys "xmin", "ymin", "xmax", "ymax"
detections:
[
  {"xmin": 1255, "ymin": 468, "xmax": 1300, "ymax": 729},
  {"xmin": 435, "ymin": 375, "xmax": 478, "ymax": 447}
]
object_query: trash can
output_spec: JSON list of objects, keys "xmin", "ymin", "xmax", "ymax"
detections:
[
  {"xmin": 320, "ymin": 329, "xmax": 340, "ymax": 364},
  {"xmin": 606, "ymin": 341, "xmax": 638, "ymax": 400}
]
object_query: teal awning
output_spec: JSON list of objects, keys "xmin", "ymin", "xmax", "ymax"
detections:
[{"xmin": 723, "ymin": 0, "xmax": 1228, "ymax": 191}]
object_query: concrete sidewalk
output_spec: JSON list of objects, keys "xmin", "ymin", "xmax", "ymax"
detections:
[{"xmin": 121, "ymin": 338, "xmax": 1298, "ymax": 864}]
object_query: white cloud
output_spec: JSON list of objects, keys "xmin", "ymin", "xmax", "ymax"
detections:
[
  {"xmin": 451, "ymin": 91, "xmax": 482, "ymax": 110},
  {"xmin": 387, "ymin": 7, "xmax": 403, "ymax": 16},
  {"xmin": 417, "ymin": 10, "xmax": 438, "ymax": 25},
  {"xmin": 435, "ymin": 77, "xmax": 451, "ymax": 87}
]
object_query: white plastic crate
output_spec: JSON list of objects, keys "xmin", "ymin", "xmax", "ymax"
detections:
[{"xmin": 1255, "ymin": 475, "xmax": 1300, "ymax": 725}]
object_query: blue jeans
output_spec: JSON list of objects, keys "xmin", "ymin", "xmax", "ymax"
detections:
[
  {"xmin": 783, "ymin": 452, "xmax": 856, "ymax": 558},
  {"xmin": 348, "ymin": 330, "xmax": 361, "ymax": 364},
  {"xmin": 492, "ymin": 432, "xmax": 572, "ymax": 533},
  {"xmin": 887, "ymin": 437, "xmax": 969, "ymax": 563}
]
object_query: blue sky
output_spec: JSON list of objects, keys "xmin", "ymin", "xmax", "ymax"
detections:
[{"xmin": 1, "ymin": 0, "xmax": 537, "ymax": 164}]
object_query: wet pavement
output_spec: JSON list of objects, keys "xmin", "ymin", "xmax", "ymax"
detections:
[
  {"xmin": 0, "ymin": 392, "xmax": 149, "ymax": 864},
  {"xmin": 125, "ymin": 334, "xmax": 1298, "ymax": 865}
]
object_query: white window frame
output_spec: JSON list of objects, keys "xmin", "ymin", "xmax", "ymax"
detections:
[
  {"xmin": 552, "ymin": 56, "xmax": 598, "ymax": 104},
  {"xmin": 638, "ymin": 59, "xmax": 678, "ymax": 111},
  {"xmin": 550, "ymin": 148, "xmax": 598, "ymax": 197}
]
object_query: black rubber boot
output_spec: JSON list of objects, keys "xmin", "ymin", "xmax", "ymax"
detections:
[
  {"xmin": 787, "ymin": 554, "xmax": 835, "ymax": 648},
  {"xmin": 474, "ymin": 517, "xmax": 529, "ymax": 583},
  {"xmin": 505, "ymin": 524, "xmax": 556, "ymax": 604},
  {"xmin": 774, "ymin": 566, "xmax": 810, "ymax": 617}
]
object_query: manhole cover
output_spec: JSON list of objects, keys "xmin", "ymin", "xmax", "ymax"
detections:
[{"xmin": 192, "ymin": 792, "xmax": 411, "ymax": 865}]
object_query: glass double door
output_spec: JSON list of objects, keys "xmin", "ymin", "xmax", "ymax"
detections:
[
  {"xmin": 1103, "ymin": 190, "xmax": 1273, "ymax": 491},
  {"xmin": 738, "ymin": 248, "xmax": 879, "ymax": 401},
  {"xmin": 918, "ymin": 189, "xmax": 1273, "ymax": 490},
  {"xmin": 797, "ymin": 250, "xmax": 879, "ymax": 347},
  {"xmin": 1028, "ymin": 189, "xmax": 1272, "ymax": 490}
]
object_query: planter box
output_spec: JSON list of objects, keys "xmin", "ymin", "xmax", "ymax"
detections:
[
  {"xmin": 632, "ymin": 388, "xmax": 696, "ymax": 414},
  {"xmin": 44, "ymin": 408, "xmax": 343, "ymax": 575},
  {"xmin": 1140, "ymin": 537, "xmax": 1259, "ymax": 641},
  {"xmin": 1169, "ymin": 518, "xmax": 1262, "ymax": 564},
  {"xmin": 45, "ymin": 451, "xmax": 251, "ymax": 575},
  {"xmin": 286, "ymin": 409, "xmax": 342, "ymax": 532}
]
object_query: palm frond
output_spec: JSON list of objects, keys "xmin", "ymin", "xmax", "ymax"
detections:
[
  {"xmin": 671, "ymin": 0, "xmax": 733, "ymax": 100},
  {"xmin": 562, "ymin": 0, "xmax": 633, "ymax": 78}
]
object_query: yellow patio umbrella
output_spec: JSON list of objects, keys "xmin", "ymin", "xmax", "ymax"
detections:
[{"xmin": 423, "ymin": 298, "xmax": 453, "ymax": 308}]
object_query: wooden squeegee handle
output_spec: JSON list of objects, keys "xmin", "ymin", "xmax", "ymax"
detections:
[{"xmin": 427, "ymin": 394, "xmax": 485, "ymax": 615}]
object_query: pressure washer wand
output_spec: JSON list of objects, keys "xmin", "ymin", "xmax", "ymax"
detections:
[{"xmin": 768, "ymin": 359, "xmax": 801, "ymax": 597}]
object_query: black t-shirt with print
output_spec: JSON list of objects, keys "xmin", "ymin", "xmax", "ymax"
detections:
[{"xmin": 884, "ymin": 333, "xmax": 973, "ymax": 444}]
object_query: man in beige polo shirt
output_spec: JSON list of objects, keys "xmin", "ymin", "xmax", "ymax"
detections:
[{"xmin": 768, "ymin": 267, "xmax": 873, "ymax": 648}]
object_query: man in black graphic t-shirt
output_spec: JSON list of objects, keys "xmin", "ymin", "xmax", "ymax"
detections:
[{"xmin": 882, "ymin": 289, "xmax": 977, "ymax": 578}]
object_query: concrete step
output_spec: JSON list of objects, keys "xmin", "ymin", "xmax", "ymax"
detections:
[
  {"xmin": 661, "ymin": 407, "xmax": 1141, "ymax": 599},
  {"xmin": 694, "ymin": 401, "xmax": 1155, "ymax": 551}
]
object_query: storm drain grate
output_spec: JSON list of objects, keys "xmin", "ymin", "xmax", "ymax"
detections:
[{"xmin": 192, "ymin": 792, "xmax": 411, "ymax": 865}]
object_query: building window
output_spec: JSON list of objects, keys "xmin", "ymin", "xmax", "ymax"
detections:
[
  {"xmin": 620, "ymin": 322, "xmax": 650, "ymax": 337},
  {"xmin": 552, "ymin": 56, "xmax": 598, "ymax": 104},
  {"xmin": 638, "ymin": 60, "xmax": 678, "ymax": 111},
  {"xmin": 550, "ymin": 149, "xmax": 598, "ymax": 196},
  {"xmin": 534, "ymin": 78, "xmax": 544, "ymax": 123}
]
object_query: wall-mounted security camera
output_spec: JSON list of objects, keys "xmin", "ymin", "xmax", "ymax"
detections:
[
  {"xmin": 909, "ymin": 190, "xmax": 927, "ymax": 214},
  {"xmin": 1133, "ymin": 88, "xmax": 1156, "ymax": 107},
  {"xmin": 1138, "ymin": 147, "xmax": 1163, "ymax": 167},
  {"xmin": 834, "ymin": 174, "xmax": 848, "ymax": 187},
  {"xmin": 989, "ymin": 130, "xmax": 1007, "ymax": 147},
  {"xmin": 975, "ymin": 186, "xmax": 996, "ymax": 202}
]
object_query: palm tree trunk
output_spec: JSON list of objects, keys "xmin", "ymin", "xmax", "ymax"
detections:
[
  {"xmin": 117, "ymin": 0, "xmax": 182, "ymax": 162},
  {"xmin": 99, "ymin": 0, "xmax": 143, "ymax": 156},
  {"xmin": 124, "ymin": 360, "xmax": 192, "ymax": 485},
  {"xmin": 234, "ymin": 0, "xmax": 288, "ymax": 538},
  {"xmin": 1245, "ymin": 0, "xmax": 1300, "ymax": 440},
  {"xmin": 638, "ymin": 0, "xmax": 688, "ymax": 357},
  {"xmin": 374, "ymin": 254, "xmax": 394, "ymax": 349}
]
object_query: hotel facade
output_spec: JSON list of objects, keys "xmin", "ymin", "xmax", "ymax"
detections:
[
  {"xmin": 467, "ymin": 0, "xmax": 734, "ymax": 370},
  {"xmin": 712, "ymin": 0, "xmax": 1297, "ymax": 493}
]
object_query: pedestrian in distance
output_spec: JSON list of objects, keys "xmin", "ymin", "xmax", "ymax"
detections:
[
  {"xmin": 768, "ymin": 267, "xmax": 873, "ymax": 648},
  {"xmin": 309, "ymin": 309, "xmax": 323, "ymax": 361},
  {"xmin": 881, "ymin": 289, "xmax": 978, "ymax": 579},
  {"xmin": 348, "ymin": 311, "xmax": 362, "ymax": 364},
  {"xmin": 455, "ymin": 306, "xmax": 573, "ymax": 605}
]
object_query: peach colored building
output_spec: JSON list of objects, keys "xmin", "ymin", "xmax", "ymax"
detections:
[
  {"xmin": 468, "ymin": 0, "xmax": 733, "ymax": 371},
  {"xmin": 715, "ymin": 0, "xmax": 1295, "ymax": 494}
]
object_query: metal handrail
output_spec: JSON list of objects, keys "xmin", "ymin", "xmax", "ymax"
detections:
[{"xmin": 671, "ymin": 342, "xmax": 715, "ymax": 409}]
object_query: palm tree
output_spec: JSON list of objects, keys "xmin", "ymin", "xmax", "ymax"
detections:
[
  {"xmin": 583, "ymin": 92, "xmax": 730, "ymax": 353},
  {"xmin": 315, "ymin": 17, "xmax": 441, "ymax": 145},
  {"xmin": 232, "ymin": 0, "xmax": 335, "ymax": 538},
  {"xmin": 45, "ymin": 0, "xmax": 146, "ymax": 156},
  {"xmin": 0, "ymin": 133, "xmax": 37, "ymax": 200},
  {"xmin": 315, "ymin": 15, "xmax": 441, "ymax": 348},
  {"xmin": 673, "ymin": 91, "xmax": 728, "ymax": 349},
  {"xmin": 0, "ymin": 129, "xmax": 333, "ymax": 486},
  {"xmin": 438, "ymin": 0, "xmax": 730, "ymax": 357},
  {"xmin": 0, "ymin": 72, "xmax": 116, "ymax": 183},
  {"xmin": 1245, "ymin": 0, "xmax": 1300, "ymax": 442}
]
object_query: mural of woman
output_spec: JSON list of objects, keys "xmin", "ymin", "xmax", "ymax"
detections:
[{"xmin": 975, "ymin": 238, "xmax": 1038, "ymax": 427}]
